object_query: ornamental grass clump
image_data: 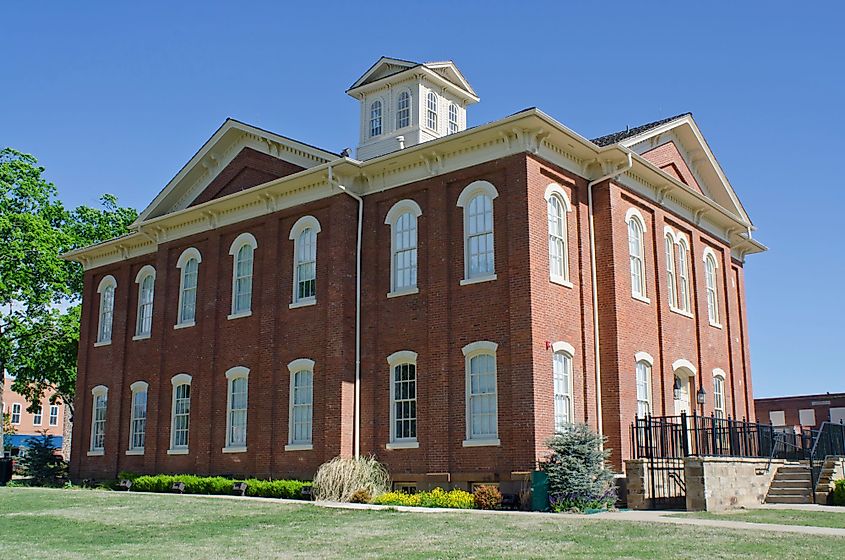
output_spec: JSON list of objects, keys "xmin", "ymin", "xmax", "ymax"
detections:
[
  {"xmin": 539, "ymin": 423, "xmax": 617, "ymax": 512},
  {"xmin": 311, "ymin": 456, "xmax": 390, "ymax": 502}
]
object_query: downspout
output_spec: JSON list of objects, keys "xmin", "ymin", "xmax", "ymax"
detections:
[
  {"xmin": 328, "ymin": 163, "xmax": 363, "ymax": 459},
  {"xmin": 587, "ymin": 152, "xmax": 633, "ymax": 441}
]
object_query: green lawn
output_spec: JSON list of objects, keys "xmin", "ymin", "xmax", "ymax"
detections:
[
  {"xmin": 682, "ymin": 508, "xmax": 845, "ymax": 529},
  {"xmin": 1, "ymin": 488, "xmax": 843, "ymax": 559}
]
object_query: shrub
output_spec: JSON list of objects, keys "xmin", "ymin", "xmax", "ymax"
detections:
[
  {"xmin": 373, "ymin": 487, "xmax": 474, "ymax": 509},
  {"xmin": 311, "ymin": 456, "xmax": 390, "ymax": 502},
  {"xmin": 833, "ymin": 480, "xmax": 845, "ymax": 506},
  {"xmin": 129, "ymin": 474, "xmax": 310, "ymax": 499},
  {"xmin": 349, "ymin": 488, "xmax": 372, "ymax": 503},
  {"xmin": 18, "ymin": 432, "xmax": 66, "ymax": 486},
  {"xmin": 540, "ymin": 423, "xmax": 617, "ymax": 512},
  {"xmin": 473, "ymin": 485, "xmax": 502, "ymax": 510}
]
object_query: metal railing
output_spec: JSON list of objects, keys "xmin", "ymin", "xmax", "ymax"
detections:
[{"xmin": 809, "ymin": 421, "xmax": 845, "ymax": 490}]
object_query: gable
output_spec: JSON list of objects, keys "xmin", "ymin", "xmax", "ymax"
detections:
[
  {"xmin": 641, "ymin": 141, "xmax": 706, "ymax": 196},
  {"xmin": 189, "ymin": 148, "xmax": 305, "ymax": 207}
]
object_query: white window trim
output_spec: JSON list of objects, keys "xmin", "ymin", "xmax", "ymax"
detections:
[
  {"xmin": 133, "ymin": 265, "xmax": 156, "ymax": 339},
  {"xmin": 625, "ymin": 208, "xmax": 648, "ymax": 302},
  {"xmin": 369, "ymin": 98, "xmax": 384, "ymax": 138},
  {"xmin": 95, "ymin": 275, "xmax": 117, "ymax": 346},
  {"xmin": 10, "ymin": 403, "xmax": 21, "ymax": 425},
  {"xmin": 635, "ymin": 359, "xmax": 653, "ymax": 418},
  {"xmin": 552, "ymin": 341, "xmax": 575, "ymax": 430},
  {"xmin": 127, "ymin": 380, "xmax": 148, "ymax": 455},
  {"xmin": 88, "ymin": 385, "xmax": 108, "ymax": 456},
  {"xmin": 634, "ymin": 351, "xmax": 655, "ymax": 366},
  {"xmin": 425, "ymin": 90, "xmax": 439, "ymax": 132},
  {"xmin": 395, "ymin": 89, "xmax": 412, "ymax": 130},
  {"xmin": 168, "ymin": 373, "xmax": 192, "ymax": 454},
  {"xmin": 672, "ymin": 358, "xmax": 697, "ymax": 376},
  {"xmin": 32, "ymin": 405, "xmax": 42, "ymax": 426},
  {"xmin": 676, "ymin": 237, "xmax": 692, "ymax": 313},
  {"xmin": 289, "ymin": 216, "xmax": 321, "ymax": 307},
  {"xmin": 175, "ymin": 247, "xmax": 202, "ymax": 328},
  {"xmin": 462, "ymin": 340, "xmax": 500, "ymax": 447},
  {"xmin": 457, "ymin": 180, "xmax": 499, "ymax": 285},
  {"xmin": 228, "ymin": 233, "xmax": 258, "ymax": 319},
  {"xmin": 387, "ymin": 350, "xmax": 419, "ymax": 447},
  {"xmin": 544, "ymin": 183, "xmax": 573, "ymax": 286},
  {"xmin": 223, "ymin": 366, "xmax": 249, "ymax": 452},
  {"xmin": 49, "ymin": 404, "xmax": 59, "ymax": 427},
  {"xmin": 385, "ymin": 199, "xmax": 423, "ymax": 297},
  {"xmin": 286, "ymin": 358, "xmax": 315, "ymax": 451},
  {"xmin": 703, "ymin": 247, "xmax": 722, "ymax": 328},
  {"xmin": 713, "ymin": 369, "xmax": 726, "ymax": 418}
]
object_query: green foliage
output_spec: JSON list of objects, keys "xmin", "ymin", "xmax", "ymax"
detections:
[
  {"xmin": 540, "ymin": 423, "xmax": 617, "ymax": 512},
  {"xmin": 18, "ymin": 431, "xmax": 67, "ymax": 485},
  {"xmin": 311, "ymin": 456, "xmax": 390, "ymax": 502},
  {"xmin": 472, "ymin": 485, "xmax": 503, "ymax": 510},
  {"xmin": 2, "ymin": 412, "xmax": 14, "ymax": 453},
  {"xmin": 373, "ymin": 487, "xmax": 475, "ymax": 509},
  {"xmin": 129, "ymin": 473, "xmax": 311, "ymax": 499},
  {"xmin": 833, "ymin": 479, "xmax": 845, "ymax": 506}
]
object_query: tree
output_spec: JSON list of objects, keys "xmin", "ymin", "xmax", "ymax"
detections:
[
  {"xmin": 0, "ymin": 148, "xmax": 137, "ymax": 457},
  {"xmin": 18, "ymin": 431, "xmax": 67, "ymax": 485}
]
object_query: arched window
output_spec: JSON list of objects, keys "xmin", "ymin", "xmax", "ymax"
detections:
[
  {"xmin": 552, "ymin": 342, "xmax": 575, "ymax": 432},
  {"xmin": 626, "ymin": 209, "xmax": 646, "ymax": 299},
  {"xmin": 169, "ymin": 374, "xmax": 192, "ymax": 453},
  {"xmin": 287, "ymin": 359, "xmax": 314, "ymax": 449},
  {"xmin": 704, "ymin": 249, "xmax": 720, "ymax": 326},
  {"xmin": 229, "ymin": 233, "xmax": 257, "ymax": 317},
  {"xmin": 225, "ymin": 367, "xmax": 249, "ymax": 450},
  {"xmin": 396, "ymin": 91, "xmax": 410, "ymax": 129},
  {"xmin": 89, "ymin": 385, "xmax": 108, "ymax": 455},
  {"xmin": 289, "ymin": 216, "xmax": 321, "ymax": 307},
  {"xmin": 463, "ymin": 341, "xmax": 499, "ymax": 445},
  {"xmin": 448, "ymin": 103, "xmax": 459, "ymax": 134},
  {"xmin": 664, "ymin": 233, "xmax": 677, "ymax": 308},
  {"xmin": 176, "ymin": 248, "xmax": 201, "ymax": 327},
  {"xmin": 385, "ymin": 200, "xmax": 422, "ymax": 296},
  {"xmin": 635, "ymin": 352, "xmax": 653, "ymax": 418},
  {"xmin": 426, "ymin": 91, "xmax": 438, "ymax": 131},
  {"xmin": 458, "ymin": 181, "xmax": 498, "ymax": 283},
  {"xmin": 134, "ymin": 266, "xmax": 155, "ymax": 338},
  {"xmin": 369, "ymin": 100, "xmax": 382, "ymax": 137},
  {"xmin": 713, "ymin": 370, "xmax": 726, "ymax": 419},
  {"xmin": 96, "ymin": 276, "xmax": 116, "ymax": 344},
  {"xmin": 128, "ymin": 381, "xmax": 148, "ymax": 453},
  {"xmin": 387, "ymin": 351, "xmax": 418, "ymax": 447},
  {"xmin": 677, "ymin": 238, "xmax": 691, "ymax": 312},
  {"xmin": 545, "ymin": 184, "xmax": 571, "ymax": 283}
]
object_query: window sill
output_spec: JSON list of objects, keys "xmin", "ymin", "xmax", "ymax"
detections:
[
  {"xmin": 550, "ymin": 276, "xmax": 573, "ymax": 288},
  {"xmin": 387, "ymin": 287, "xmax": 419, "ymax": 299},
  {"xmin": 669, "ymin": 307, "xmax": 694, "ymax": 319},
  {"xmin": 173, "ymin": 321, "xmax": 195, "ymax": 330},
  {"xmin": 93, "ymin": 340, "xmax": 112, "ymax": 348},
  {"xmin": 289, "ymin": 299, "xmax": 316, "ymax": 310},
  {"xmin": 632, "ymin": 294, "xmax": 651, "ymax": 305},
  {"xmin": 167, "ymin": 448, "xmax": 189, "ymax": 455},
  {"xmin": 132, "ymin": 334, "xmax": 151, "ymax": 341},
  {"xmin": 125, "ymin": 449, "xmax": 144, "ymax": 456},
  {"xmin": 386, "ymin": 440, "xmax": 420, "ymax": 450},
  {"xmin": 222, "ymin": 446, "xmax": 247, "ymax": 454},
  {"xmin": 284, "ymin": 444, "xmax": 313, "ymax": 451},
  {"xmin": 460, "ymin": 274, "xmax": 497, "ymax": 286},
  {"xmin": 227, "ymin": 311, "xmax": 252, "ymax": 321},
  {"xmin": 709, "ymin": 321, "xmax": 723, "ymax": 330},
  {"xmin": 462, "ymin": 438, "xmax": 500, "ymax": 448},
  {"xmin": 87, "ymin": 450, "xmax": 105, "ymax": 457}
]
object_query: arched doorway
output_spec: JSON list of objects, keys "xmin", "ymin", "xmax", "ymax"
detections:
[{"xmin": 672, "ymin": 359, "xmax": 697, "ymax": 417}]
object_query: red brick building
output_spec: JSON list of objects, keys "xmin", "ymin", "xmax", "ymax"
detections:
[
  {"xmin": 755, "ymin": 393, "xmax": 845, "ymax": 431},
  {"xmin": 65, "ymin": 57, "xmax": 765, "ymax": 488}
]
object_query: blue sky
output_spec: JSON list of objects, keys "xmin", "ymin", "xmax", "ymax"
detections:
[{"xmin": 2, "ymin": 2, "xmax": 842, "ymax": 399}]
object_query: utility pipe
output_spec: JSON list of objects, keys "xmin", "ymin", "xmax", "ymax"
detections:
[
  {"xmin": 328, "ymin": 163, "xmax": 364, "ymax": 459},
  {"xmin": 587, "ymin": 152, "xmax": 633, "ymax": 441}
]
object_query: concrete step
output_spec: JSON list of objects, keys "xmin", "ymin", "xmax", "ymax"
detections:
[
  {"xmin": 765, "ymin": 494, "xmax": 814, "ymax": 504},
  {"xmin": 773, "ymin": 472, "xmax": 811, "ymax": 481},
  {"xmin": 767, "ymin": 487, "xmax": 812, "ymax": 497}
]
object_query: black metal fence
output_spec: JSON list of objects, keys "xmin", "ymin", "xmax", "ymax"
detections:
[{"xmin": 809, "ymin": 422, "xmax": 845, "ymax": 489}]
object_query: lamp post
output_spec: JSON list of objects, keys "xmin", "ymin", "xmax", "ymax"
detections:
[{"xmin": 696, "ymin": 387, "xmax": 707, "ymax": 412}]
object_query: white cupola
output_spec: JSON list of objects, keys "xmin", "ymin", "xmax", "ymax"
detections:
[{"xmin": 347, "ymin": 57, "xmax": 479, "ymax": 160}]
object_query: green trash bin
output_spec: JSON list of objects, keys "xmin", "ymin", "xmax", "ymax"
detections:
[{"xmin": 531, "ymin": 470, "xmax": 549, "ymax": 511}]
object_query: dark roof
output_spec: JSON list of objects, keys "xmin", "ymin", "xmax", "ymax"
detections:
[{"xmin": 590, "ymin": 112, "xmax": 691, "ymax": 147}]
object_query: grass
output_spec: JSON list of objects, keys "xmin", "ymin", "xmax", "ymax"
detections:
[
  {"xmin": 1, "ymin": 488, "xmax": 843, "ymax": 559},
  {"xmin": 682, "ymin": 508, "xmax": 845, "ymax": 529}
]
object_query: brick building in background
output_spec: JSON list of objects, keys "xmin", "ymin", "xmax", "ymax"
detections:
[
  {"xmin": 64, "ymin": 57, "xmax": 765, "ymax": 489},
  {"xmin": 2, "ymin": 375, "xmax": 65, "ymax": 457},
  {"xmin": 755, "ymin": 393, "xmax": 845, "ymax": 431}
]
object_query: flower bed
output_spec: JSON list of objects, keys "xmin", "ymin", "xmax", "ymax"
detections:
[{"xmin": 372, "ymin": 487, "xmax": 474, "ymax": 509}]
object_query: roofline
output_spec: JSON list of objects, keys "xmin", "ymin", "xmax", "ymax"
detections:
[
  {"xmin": 754, "ymin": 392, "xmax": 845, "ymax": 402},
  {"xmin": 347, "ymin": 63, "xmax": 479, "ymax": 102}
]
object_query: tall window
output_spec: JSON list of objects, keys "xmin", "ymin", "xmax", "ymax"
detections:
[
  {"xmin": 169, "ymin": 374, "xmax": 192, "ymax": 452},
  {"xmin": 552, "ymin": 344, "xmax": 574, "ymax": 432},
  {"xmin": 635, "ymin": 356, "xmax": 652, "ymax": 418},
  {"xmin": 129, "ymin": 381, "xmax": 148, "ymax": 452},
  {"xmin": 385, "ymin": 200, "xmax": 422, "ymax": 295},
  {"xmin": 627, "ymin": 211, "xmax": 646, "ymax": 299},
  {"xmin": 89, "ymin": 386, "xmax": 108, "ymax": 454},
  {"xmin": 448, "ymin": 103, "xmax": 459, "ymax": 134},
  {"xmin": 665, "ymin": 234, "xmax": 677, "ymax": 308},
  {"xmin": 370, "ymin": 100, "xmax": 382, "ymax": 137},
  {"xmin": 545, "ymin": 185, "xmax": 570, "ymax": 283},
  {"xmin": 10, "ymin": 403, "xmax": 21, "ymax": 425},
  {"xmin": 135, "ymin": 266, "xmax": 155, "ymax": 338},
  {"xmin": 677, "ymin": 239, "xmax": 691, "ymax": 312},
  {"xmin": 458, "ymin": 181, "xmax": 498, "ymax": 283},
  {"xmin": 96, "ymin": 276, "xmax": 116, "ymax": 344},
  {"xmin": 463, "ymin": 341, "xmax": 499, "ymax": 445},
  {"xmin": 290, "ymin": 216, "xmax": 321, "ymax": 306},
  {"xmin": 223, "ymin": 367, "xmax": 249, "ymax": 450},
  {"xmin": 49, "ymin": 404, "xmax": 59, "ymax": 426},
  {"xmin": 426, "ymin": 91, "xmax": 438, "ymax": 130},
  {"xmin": 388, "ymin": 351, "xmax": 418, "ymax": 445},
  {"xmin": 229, "ymin": 233, "xmax": 257, "ymax": 317},
  {"xmin": 704, "ymin": 250, "xmax": 720, "ymax": 325},
  {"xmin": 33, "ymin": 406, "xmax": 42, "ymax": 426},
  {"xmin": 396, "ymin": 91, "xmax": 410, "ymax": 129},
  {"xmin": 287, "ymin": 359, "xmax": 314, "ymax": 448},
  {"xmin": 713, "ymin": 372, "xmax": 726, "ymax": 419},
  {"xmin": 176, "ymin": 248, "xmax": 201, "ymax": 326}
]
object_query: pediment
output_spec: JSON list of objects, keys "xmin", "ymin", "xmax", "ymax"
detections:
[{"xmin": 347, "ymin": 57, "xmax": 478, "ymax": 100}]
